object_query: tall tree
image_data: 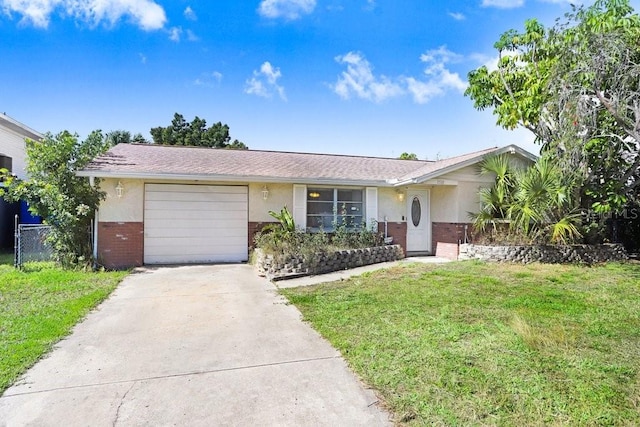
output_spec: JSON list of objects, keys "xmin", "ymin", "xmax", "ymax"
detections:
[
  {"xmin": 465, "ymin": 0, "xmax": 640, "ymax": 216},
  {"xmin": 150, "ymin": 113, "xmax": 247, "ymax": 149}
]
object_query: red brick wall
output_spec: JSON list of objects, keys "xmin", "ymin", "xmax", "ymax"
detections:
[
  {"xmin": 248, "ymin": 221, "xmax": 278, "ymax": 249},
  {"xmin": 98, "ymin": 222, "xmax": 143, "ymax": 270},
  {"xmin": 432, "ymin": 222, "xmax": 474, "ymax": 256},
  {"xmin": 379, "ymin": 221, "xmax": 407, "ymax": 254}
]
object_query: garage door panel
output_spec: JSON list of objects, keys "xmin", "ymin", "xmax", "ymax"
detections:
[
  {"xmin": 144, "ymin": 241, "xmax": 247, "ymax": 254},
  {"xmin": 144, "ymin": 209, "xmax": 247, "ymax": 221},
  {"xmin": 145, "ymin": 192, "xmax": 248, "ymax": 203},
  {"xmin": 146, "ymin": 184, "xmax": 246, "ymax": 194},
  {"xmin": 145, "ymin": 200, "xmax": 247, "ymax": 212},
  {"xmin": 144, "ymin": 226, "xmax": 248, "ymax": 239},
  {"xmin": 144, "ymin": 184, "xmax": 248, "ymax": 264},
  {"xmin": 145, "ymin": 217, "xmax": 247, "ymax": 228}
]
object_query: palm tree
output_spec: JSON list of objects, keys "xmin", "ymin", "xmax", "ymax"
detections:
[{"xmin": 472, "ymin": 154, "xmax": 582, "ymax": 244}]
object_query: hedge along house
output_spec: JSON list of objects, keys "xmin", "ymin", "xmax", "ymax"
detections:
[{"xmin": 77, "ymin": 143, "xmax": 536, "ymax": 269}]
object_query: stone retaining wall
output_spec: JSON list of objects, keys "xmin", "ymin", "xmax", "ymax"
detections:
[
  {"xmin": 255, "ymin": 245, "xmax": 405, "ymax": 280},
  {"xmin": 458, "ymin": 243, "xmax": 627, "ymax": 264}
]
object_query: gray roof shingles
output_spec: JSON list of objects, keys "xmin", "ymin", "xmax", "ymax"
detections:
[{"xmin": 79, "ymin": 143, "xmax": 503, "ymax": 185}]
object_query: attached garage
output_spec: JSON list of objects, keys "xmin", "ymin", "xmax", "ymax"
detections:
[{"xmin": 143, "ymin": 184, "xmax": 248, "ymax": 264}]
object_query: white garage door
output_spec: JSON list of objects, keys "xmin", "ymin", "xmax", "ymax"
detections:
[{"xmin": 144, "ymin": 184, "xmax": 248, "ymax": 264}]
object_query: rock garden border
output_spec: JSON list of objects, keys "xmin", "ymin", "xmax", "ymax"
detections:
[
  {"xmin": 255, "ymin": 244, "xmax": 404, "ymax": 280},
  {"xmin": 458, "ymin": 243, "xmax": 628, "ymax": 264}
]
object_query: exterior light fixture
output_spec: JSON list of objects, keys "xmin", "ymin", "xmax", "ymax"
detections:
[
  {"xmin": 262, "ymin": 185, "xmax": 269, "ymax": 200},
  {"xmin": 115, "ymin": 181, "xmax": 124, "ymax": 198},
  {"xmin": 397, "ymin": 189, "xmax": 405, "ymax": 202}
]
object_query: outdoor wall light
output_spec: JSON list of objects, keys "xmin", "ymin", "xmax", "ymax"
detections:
[
  {"xmin": 397, "ymin": 189, "xmax": 405, "ymax": 202},
  {"xmin": 115, "ymin": 181, "xmax": 124, "ymax": 198},
  {"xmin": 262, "ymin": 185, "xmax": 269, "ymax": 200}
]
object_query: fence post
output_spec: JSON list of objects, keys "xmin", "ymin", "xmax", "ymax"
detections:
[{"xmin": 14, "ymin": 214, "xmax": 18, "ymax": 268}]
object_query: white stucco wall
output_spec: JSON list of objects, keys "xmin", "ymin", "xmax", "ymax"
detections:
[
  {"xmin": 97, "ymin": 179, "xmax": 296, "ymax": 223},
  {"xmin": 0, "ymin": 125, "xmax": 28, "ymax": 179},
  {"xmin": 248, "ymin": 183, "xmax": 293, "ymax": 222},
  {"xmin": 97, "ymin": 178, "xmax": 145, "ymax": 222},
  {"xmin": 95, "ymin": 173, "xmax": 494, "ymax": 227},
  {"xmin": 377, "ymin": 187, "xmax": 406, "ymax": 223},
  {"xmin": 428, "ymin": 165, "xmax": 496, "ymax": 223}
]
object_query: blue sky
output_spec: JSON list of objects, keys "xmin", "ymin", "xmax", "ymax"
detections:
[{"xmin": 1, "ymin": 0, "xmax": 636, "ymax": 159}]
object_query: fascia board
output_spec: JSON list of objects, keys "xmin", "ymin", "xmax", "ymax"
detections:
[{"xmin": 75, "ymin": 171, "xmax": 392, "ymax": 187}]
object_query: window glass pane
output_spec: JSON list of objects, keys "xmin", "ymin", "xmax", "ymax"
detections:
[
  {"xmin": 307, "ymin": 201, "xmax": 334, "ymax": 215},
  {"xmin": 411, "ymin": 197, "xmax": 421, "ymax": 227},
  {"xmin": 337, "ymin": 215, "xmax": 363, "ymax": 228},
  {"xmin": 337, "ymin": 189, "xmax": 363, "ymax": 202},
  {"xmin": 308, "ymin": 215, "xmax": 333, "ymax": 230},
  {"xmin": 307, "ymin": 188, "xmax": 364, "ymax": 231},
  {"xmin": 308, "ymin": 188, "xmax": 333, "ymax": 201}
]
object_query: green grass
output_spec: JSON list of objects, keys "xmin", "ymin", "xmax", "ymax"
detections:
[
  {"xmin": 281, "ymin": 261, "xmax": 640, "ymax": 425},
  {"xmin": 0, "ymin": 253, "xmax": 128, "ymax": 393}
]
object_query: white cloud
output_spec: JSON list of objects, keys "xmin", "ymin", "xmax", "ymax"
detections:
[
  {"xmin": 405, "ymin": 46, "xmax": 467, "ymax": 103},
  {"xmin": 139, "ymin": 52, "xmax": 146, "ymax": 64},
  {"xmin": 481, "ymin": 0, "xmax": 524, "ymax": 8},
  {"xmin": 448, "ymin": 12, "xmax": 465, "ymax": 20},
  {"xmin": 168, "ymin": 26, "xmax": 181, "ymax": 41},
  {"xmin": 332, "ymin": 52, "xmax": 404, "ymax": 102},
  {"xmin": 258, "ymin": 0, "xmax": 315, "ymax": 20},
  {"xmin": 183, "ymin": 5, "xmax": 196, "ymax": 20},
  {"xmin": 332, "ymin": 48, "xmax": 466, "ymax": 104},
  {"xmin": 1, "ymin": 0, "xmax": 167, "ymax": 29},
  {"xmin": 186, "ymin": 29, "xmax": 198, "ymax": 41},
  {"xmin": 195, "ymin": 71, "xmax": 223, "ymax": 87},
  {"xmin": 245, "ymin": 61, "xmax": 286, "ymax": 100}
]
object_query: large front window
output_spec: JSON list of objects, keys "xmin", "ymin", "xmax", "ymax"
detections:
[{"xmin": 307, "ymin": 188, "xmax": 364, "ymax": 231}]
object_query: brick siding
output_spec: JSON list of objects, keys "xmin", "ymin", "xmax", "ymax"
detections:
[
  {"xmin": 248, "ymin": 221, "xmax": 278, "ymax": 249},
  {"xmin": 432, "ymin": 222, "xmax": 474, "ymax": 257},
  {"xmin": 379, "ymin": 221, "xmax": 407, "ymax": 254},
  {"xmin": 98, "ymin": 222, "xmax": 143, "ymax": 270}
]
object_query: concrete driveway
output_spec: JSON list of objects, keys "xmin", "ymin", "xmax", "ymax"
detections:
[{"xmin": 0, "ymin": 265, "xmax": 390, "ymax": 426}]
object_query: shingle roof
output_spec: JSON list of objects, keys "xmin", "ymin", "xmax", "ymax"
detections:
[{"xmin": 78, "ymin": 143, "xmax": 531, "ymax": 186}]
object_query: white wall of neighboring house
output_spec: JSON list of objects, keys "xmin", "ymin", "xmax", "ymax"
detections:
[{"xmin": 0, "ymin": 114, "xmax": 42, "ymax": 180}]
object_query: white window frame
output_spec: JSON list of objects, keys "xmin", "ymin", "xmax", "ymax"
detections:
[{"xmin": 306, "ymin": 187, "xmax": 365, "ymax": 232}]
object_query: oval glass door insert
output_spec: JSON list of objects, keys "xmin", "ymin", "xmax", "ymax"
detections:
[{"xmin": 411, "ymin": 197, "xmax": 421, "ymax": 227}]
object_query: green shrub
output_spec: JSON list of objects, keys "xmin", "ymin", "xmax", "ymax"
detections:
[{"xmin": 254, "ymin": 207, "xmax": 384, "ymax": 265}]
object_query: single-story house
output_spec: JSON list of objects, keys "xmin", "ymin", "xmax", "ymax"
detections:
[{"xmin": 77, "ymin": 143, "xmax": 536, "ymax": 269}]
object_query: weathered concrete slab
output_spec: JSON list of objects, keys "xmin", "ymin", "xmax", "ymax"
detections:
[{"xmin": 0, "ymin": 264, "xmax": 389, "ymax": 426}]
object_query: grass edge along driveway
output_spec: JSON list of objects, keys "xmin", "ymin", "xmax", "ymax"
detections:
[
  {"xmin": 281, "ymin": 261, "xmax": 640, "ymax": 426},
  {"xmin": 0, "ymin": 255, "xmax": 127, "ymax": 393}
]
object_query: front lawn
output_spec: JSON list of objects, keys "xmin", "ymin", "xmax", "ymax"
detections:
[
  {"xmin": 0, "ymin": 255, "xmax": 127, "ymax": 393},
  {"xmin": 281, "ymin": 261, "xmax": 640, "ymax": 425}
]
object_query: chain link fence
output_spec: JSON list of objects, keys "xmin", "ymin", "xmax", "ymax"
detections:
[{"xmin": 14, "ymin": 216, "xmax": 53, "ymax": 267}]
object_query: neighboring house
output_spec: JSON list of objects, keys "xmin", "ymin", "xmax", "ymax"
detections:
[
  {"xmin": 0, "ymin": 112, "xmax": 42, "ymax": 179},
  {"xmin": 77, "ymin": 143, "xmax": 536, "ymax": 269},
  {"xmin": 0, "ymin": 113, "xmax": 43, "ymax": 249}
]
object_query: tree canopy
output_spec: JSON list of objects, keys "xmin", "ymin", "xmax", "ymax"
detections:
[
  {"xmin": 465, "ymin": 0, "xmax": 640, "ymax": 216},
  {"xmin": 105, "ymin": 130, "xmax": 148, "ymax": 145},
  {"xmin": 398, "ymin": 152, "xmax": 418, "ymax": 160},
  {"xmin": 0, "ymin": 131, "xmax": 110, "ymax": 266},
  {"xmin": 150, "ymin": 113, "xmax": 247, "ymax": 149}
]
